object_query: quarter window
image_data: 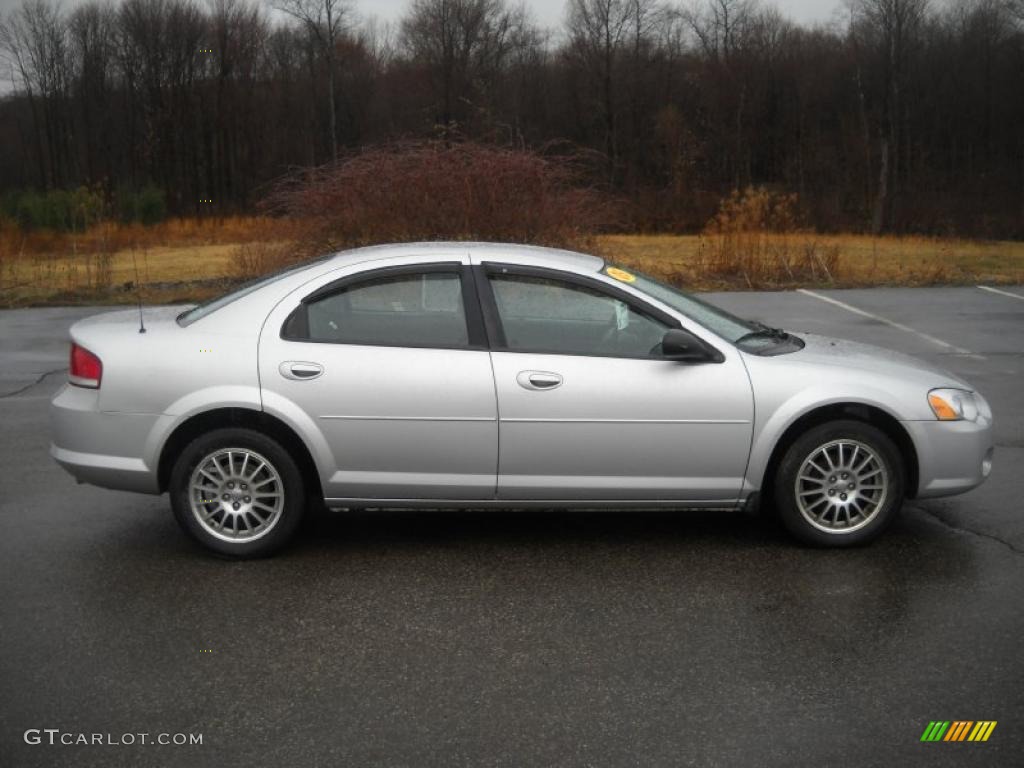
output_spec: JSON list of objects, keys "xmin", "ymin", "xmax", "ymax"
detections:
[
  {"xmin": 488, "ymin": 273, "xmax": 670, "ymax": 357},
  {"xmin": 289, "ymin": 271, "xmax": 469, "ymax": 347}
]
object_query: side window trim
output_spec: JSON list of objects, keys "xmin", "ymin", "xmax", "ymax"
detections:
[
  {"xmin": 471, "ymin": 264, "xmax": 506, "ymax": 348},
  {"xmin": 472, "ymin": 262, "xmax": 685, "ymax": 360},
  {"xmin": 301, "ymin": 261, "xmax": 461, "ymax": 304},
  {"xmin": 280, "ymin": 262, "xmax": 487, "ymax": 350}
]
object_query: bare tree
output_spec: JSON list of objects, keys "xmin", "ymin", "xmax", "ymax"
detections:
[
  {"xmin": 848, "ymin": 0, "xmax": 929, "ymax": 233},
  {"xmin": 684, "ymin": 0, "xmax": 755, "ymax": 60},
  {"xmin": 205, "ymin": 0, "xmax": 268, "ymax": 208},
  {"xmin": 499, "ymin": 14, "xmax": 548, "ymax": 146},
  {"xmin": 0, "ymin": 0, "xmax": 1022, "ymax": 238},
  {"xmin": 682, "ymin": 0, "xmax": 759, "ymax": 186},
  {"xmin": 0, "ymin": 0, "xmax": 73, "ymax": 187},
  {"xmin": 68, "ymin": 2, "xmax": 118, "ymax": 183},
  {"xmin": 272, "ymin": 0, "xmax": 353, "ymax": 161},
  {"xmin": 566, "ymin": 0, "xmax": 638, "ymax": 182},
  {"xmin": 359, "ymin": 14, "xmax": 397, "ymax": 67},
  {"xmin": 400, "ymin": 0, "xmax": 524, "ymax": 136}
]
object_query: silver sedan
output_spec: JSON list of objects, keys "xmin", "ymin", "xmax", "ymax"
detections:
[{"xmin": 50, "ymin": 243, "xmax": 995, "ymax": 556}]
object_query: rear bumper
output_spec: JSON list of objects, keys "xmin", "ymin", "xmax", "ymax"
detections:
[
  {"xmin": 904, "ymin": 417, "xmax": 995, "ymax": 499},
  {"xmin": 49, "ymin": 384, "xmax": 161, "ymax": 494},
  {"xmin": 50, "ymin": 444, "xmax": 157, "ymax": 493}
]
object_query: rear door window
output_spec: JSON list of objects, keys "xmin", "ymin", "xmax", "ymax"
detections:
[{"xmin": 287, "ymin": 271, "xmax": 470, "ymax": 348}]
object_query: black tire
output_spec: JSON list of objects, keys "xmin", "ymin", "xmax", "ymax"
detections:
[
  {"xmin": 169, "ymin": 427, "xmax": 305, "ymax": 558},
  {"xmin": 774, "ymin": 419, "xmax": 904, "ymax": 547}
]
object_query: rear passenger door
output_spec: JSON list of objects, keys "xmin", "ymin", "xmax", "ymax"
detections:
[{"xmin": 259, "ymin": 260, "xmax": 499, "ymax": 502}]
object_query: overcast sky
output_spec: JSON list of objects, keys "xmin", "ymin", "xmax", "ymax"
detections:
[
  {"xmin": 358, "ymin": 0, "xmax": 846, "ymax": 28},
  {"xmin": 0, "ymin": 0, "xmax": 847, "ymax": 28}
]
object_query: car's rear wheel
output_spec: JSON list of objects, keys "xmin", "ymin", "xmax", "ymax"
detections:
[
  {"xmin": 169, "ymin": 428, "xmax": 305, "ymax": 558},
  {"xmin": 774, "ymin": 420, "xmax": 904, "ymax": 547}
]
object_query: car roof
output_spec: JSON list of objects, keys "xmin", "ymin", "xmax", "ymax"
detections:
[
  {"xmin": 180, "ymin": 242, "xmax": 607, "ymax": 328},
  {"xmin": 323, "ymin": 241, "xmax": 605, "ymax": 274}
]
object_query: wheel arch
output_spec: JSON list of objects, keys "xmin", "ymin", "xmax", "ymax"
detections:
[
  {"xmin": 760, "ymin": 402, "xmax": 920, "ymax": 502},
  {"xmin": 157, "ymin": 407, "xmax": 324, "ymax": 501}
]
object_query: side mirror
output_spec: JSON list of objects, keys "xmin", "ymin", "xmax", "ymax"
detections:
[{"xmin": 660, "ymin": 328, "xmax": 719, "ymax": 363}]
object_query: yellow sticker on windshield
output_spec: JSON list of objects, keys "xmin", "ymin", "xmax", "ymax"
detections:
[{"xmin": 605, "ymin": 267, "xmax": 636, "ymax": 283}]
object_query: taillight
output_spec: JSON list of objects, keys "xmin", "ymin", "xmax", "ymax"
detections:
[{"xmin": 69, "ymin": 343, "xmax": 102, "ymax": 388}]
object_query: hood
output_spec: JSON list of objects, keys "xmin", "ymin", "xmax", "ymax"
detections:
[{"xmin": 788, "ymin": 333, "xmax": 973, "ymax": 390}]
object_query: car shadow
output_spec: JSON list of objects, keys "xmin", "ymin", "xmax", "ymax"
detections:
[{"xmin": 293, "ymin": 506, "xmax": 790, "ymax": 553}]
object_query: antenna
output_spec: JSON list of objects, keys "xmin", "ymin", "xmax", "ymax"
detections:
[
  {"xmin": 137, "ymin": 295, "xmax": 146, "ymax": 334},
  {"xmin": 131, "ymin": 248, "xmax": 146, "ymax": 334}
]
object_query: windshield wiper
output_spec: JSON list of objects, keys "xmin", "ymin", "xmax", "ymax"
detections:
[{"xmin": 736, "ymin": 322, "xmax": 791, "ymax": 344}]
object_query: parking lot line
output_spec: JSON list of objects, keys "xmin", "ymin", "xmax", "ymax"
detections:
[
  {"xmin": 977, "ymin": 285, "xmax": 1024, "ymax": 301},
  {"xmin": 796, "ymin": 289, "xmax": 976, "ymax": 356}
]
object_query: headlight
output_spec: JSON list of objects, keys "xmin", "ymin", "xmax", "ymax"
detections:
[{"xmin": 928, "ymin": 388, "xmax": 979, "ymax": 421}]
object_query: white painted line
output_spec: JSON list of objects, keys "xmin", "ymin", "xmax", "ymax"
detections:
[
  {"xmin": 978, "ymin": 285, "xmax": 1024, "ymax": 301},
  {"xmin": 796, "ymin": 288, "xmax": 977, "ymax": 356}
]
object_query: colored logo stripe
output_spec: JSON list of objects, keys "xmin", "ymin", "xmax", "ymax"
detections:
[
  {"xmin": 944, "ymin": 721, "xmax": 972, "ymax": 741},
  {"xmin": 921, "ymin": 722, "xmax": 949, "ymax": 741},
  {"xmin": 920, "ymin": 721, "xmax": 996, "ymax": 742},
  {"xmin": 969, "ymin": 722, "xmax": 997, "ymax": 742}
]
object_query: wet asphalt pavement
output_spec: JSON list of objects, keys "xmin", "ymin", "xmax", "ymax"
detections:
[{"xmin": 1, "ymin": 287, "xmax": 1022, "ymax": 767}]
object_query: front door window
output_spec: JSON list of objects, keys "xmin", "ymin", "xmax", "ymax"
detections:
[{"xmin": 488, "ymin": 273, "xmax": 670, "ymax": 358}]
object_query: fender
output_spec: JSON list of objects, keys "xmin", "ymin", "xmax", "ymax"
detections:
[
  {"xmin": 143, "ymin": 385, "xmax": 263, "ymax": 471},
  {"xmin": 744, "ymin": 384, "xmax": 910, "ymax": 494}
]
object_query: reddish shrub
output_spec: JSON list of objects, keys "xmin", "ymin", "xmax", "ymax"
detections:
[{"xmin": 265, "ymin": 141, "xmax": 617, "ymax": 255}]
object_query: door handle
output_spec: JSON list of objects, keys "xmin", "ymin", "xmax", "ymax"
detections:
[
  {"xmin": 279, "ymin": 361, "xmax": 324, "ymax": 381},
  {"xmin": 517, "ymin": 370, "xmax": 563, "ymax": 391}
]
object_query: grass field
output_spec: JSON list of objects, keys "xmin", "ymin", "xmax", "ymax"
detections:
[
  {"xmin": 1, "ymin": 220, "xmax": 1023, "ymax": 307},
  {"xmin": 598, "ymin": 233, "xmax": 1024, "ymax": 289},
  {"xmin": 0, "ymin": 218, "xmax": 292, "ymax": 306}
]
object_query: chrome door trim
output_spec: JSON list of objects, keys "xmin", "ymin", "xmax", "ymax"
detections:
[
  {"xmin": 500, "ymin": 417, "xmax": 751, "ymax": 424},
  {"xmin": 324, "ymin": 497, "xmax": 741, "ymax": 509},
  {"xmin": 320, "ymin": 415, "xmax": 496, "ymax": 422}
]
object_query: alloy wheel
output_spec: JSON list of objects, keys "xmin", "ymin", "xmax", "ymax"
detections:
[
  {"xmin": 188, "ymin": 448, "xmax": 285, "ymax": 543},
  {"xmin": 794, "ymin": 439, "xmax": 889, "ymax": 534}
]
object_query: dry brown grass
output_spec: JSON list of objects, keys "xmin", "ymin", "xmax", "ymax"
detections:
[
  {"xmin": 2, "ymin": 213, "xmax": 1023, "ymax": 306},
  {"xmin": 0, "ymin": 216, "xmax": 300, "ymax": 305},
  {"xmin": 594, "ymin": 184, "xmax": 1024, "ymax": 289},
  {"xmin": 0, "ymin": 216, "xmax": 295, "ymax": 257},
  {"xmin": 233, "ymin": 241, "xmax": 302, "ymax": 278},
  {"xmin": 597, "ymin": 233, "xmax": 1024, "ymax": 290},
  {"xmin": 694, "ymin": 187, "xmax": 839, "ymax": 287},
  {"xmin": 0, "ymin": 243, "xmax": 248, "ymax": 305}
]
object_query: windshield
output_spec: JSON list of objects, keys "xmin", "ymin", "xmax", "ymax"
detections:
[
  {"xmin": 603, "ymin": 265, "xmax": 757, "ymax": 342},
  {"xmin": 177, "ymin": 257, "xmax": 328, "ymax": 326}
]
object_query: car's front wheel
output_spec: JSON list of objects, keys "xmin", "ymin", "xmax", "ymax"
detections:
[
  {"xmin": 774, "ymin": 420, "xmax": 904, "ymax": 547},
  {"xmin": 169, "ymin": 428, "xmax": 305, "ymax": 558}
]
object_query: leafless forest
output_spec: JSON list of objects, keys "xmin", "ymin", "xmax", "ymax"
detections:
[{"xmin": 1, "ymin": 0, "xmax": 1023, "ymax": 237}]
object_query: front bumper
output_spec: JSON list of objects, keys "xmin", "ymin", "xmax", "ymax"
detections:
[
  {"xmin": 49, "ymin": 384, "xmax": 161, "ymax": 494},
  {"xmin": 903, "ymin": 417, "xmax": 994, "ymax": 499}
]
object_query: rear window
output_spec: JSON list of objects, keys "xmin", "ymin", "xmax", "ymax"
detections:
[
  {"xmin": 177, "ymin": 257, "xmax": 329, "ymax": 326},
  {"xmin": 284, "ymin": 271, "xmax": 470, "ymax": 348}
]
